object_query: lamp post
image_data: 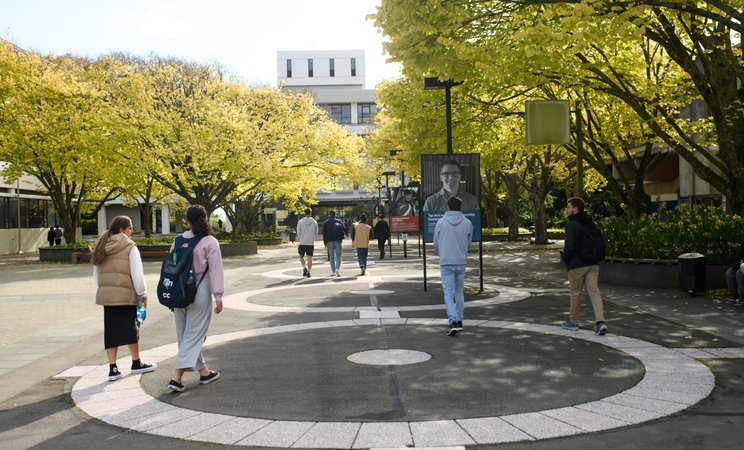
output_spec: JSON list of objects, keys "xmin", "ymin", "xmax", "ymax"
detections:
[
  {"xmin": 16, "ymin": 178, "xmax": 22, "ymax": 254},
  {"xmin": 389, "ymin": 149, "xmax": 408, "ymax": 257},
  {"xmin": 424, "ymin": 78, "xmax": 462, "ymax": 155},
  {"xmin": 382, "ymin": 170, "xmax": 395, "ymax": 257}
]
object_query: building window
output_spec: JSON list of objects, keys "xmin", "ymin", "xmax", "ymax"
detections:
[
  {"xmin": 329, "ymin": 58, "xmax": 335, "ymax": 77},
  {"xmin": 0, "ymin": 197, "xmax": 53, "ymax": 228},
  {"xmin": 308, "ymin": 59, "xmax": 313, "ymax": 77},
  {"xmin": 286, "ymin": 59, "xmax": 292, "ymax": 78},
  {"xmin": 357, "ymin": 103, "xmax": 378, "ymax": 124},
  {"xmin": 351, "ymin": 58, "xmax": 356, "ymax": 76},
  {"xmin": 325, "ymin": 104, "xmax": 351, "ymax": 124}
]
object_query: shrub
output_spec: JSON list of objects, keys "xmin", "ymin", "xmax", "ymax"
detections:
[{"xmin": 600, "ymin": 205, "xmax": 744, "ymax": 264}]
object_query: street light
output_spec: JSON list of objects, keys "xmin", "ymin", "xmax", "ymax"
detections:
[
  {"xmin": 381, "ymin": 170, "xmax": 396, "ymax": 258},
  {"xmin": 424, "ymin": 77, "xmax": 462, "ymax": 155}
]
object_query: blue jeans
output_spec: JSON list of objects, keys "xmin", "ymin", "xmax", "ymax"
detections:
[
  {"xmin": 356, "ymin": 248, "xmax": 368, "ymax": 269},
  {"xmin": 440, "ymin": 264, "xmax": 465, "ymax": 326},
  {"xmin": 726, "ymin": 267, "xmax": 744, "ymax": 297},
  {"xmin": 327, "ymin": 240, "xmax": 342, "ymax": 272}
]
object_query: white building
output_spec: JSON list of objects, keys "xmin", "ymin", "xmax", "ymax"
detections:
[{"xmin": 277, "ymin": 50, "xmax": 380, "ymax": 212}]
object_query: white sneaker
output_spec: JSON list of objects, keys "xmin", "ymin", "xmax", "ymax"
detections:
[{"xmin": 335, "ymin": 269, "xmax": 340, "ymax": 277}]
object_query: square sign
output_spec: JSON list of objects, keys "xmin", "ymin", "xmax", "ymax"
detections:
[{"xmin": 525, "ymin": 100, "xmax": 570, "ymax": 145}]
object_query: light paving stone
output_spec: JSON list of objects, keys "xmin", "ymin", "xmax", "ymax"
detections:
[
  {"xmin": 405, "ymin": 318, "xmax": 437, "ymax": 325},
  {"xmin": 641, "ymin": 372, "xmax": 715, "ymax": 388},
  {"xmin": 380, "ymin": 318, "xmax": 408, "ymax": 325},
  {"xmin": 298, "ymin": 321, "xmax": 338, "ymax": 330},
  {"xmin": 541, "ymin": 406, "xmax": 629, "ymax": 432},
  {"xmin": 54, "ymin": 365, "xmax": 100, "ymax": 378},
  {"xmin": 504, "ymin": 323, "xmax": 557, "ymax": 334},
  {"xmin": 360, "ymin": 310, "xmax": 401, "ymax": 319},
  {"xmin": 461, "ymin": 319, "xmax": 489, "ymax": 327},
  {"xmin": 575, "ymin": 400, "xmax": 666, "ymax": 424},
  {"xmin": 603, "ymin": 393, "xmax": 689, "ymax": 415},
  {"xmin": 188, "ymin": 417, "xmax": 272, "ymax": 445},
  {"xmin": 235, "ymin": 420, "xmax": 314, "ymax": 447},
  {"xmin": 625, "ymin": 382, "xmax": 712, "ymax": 404},
  {"xmin": 410, "ymin": 420, "xmax": 475, "ymax": 447},
  {"xmin": 120, "ymin": 408, "xmax": 202, "ymax": 432},
  {"xmin": 148, "ymin": 412, "xmax": 235, "ymax": 439},
  {"xmin": 353, "ymin": 318, "xmax": 383, "ymax": 326},
  {"xmin": 672, "ymin": 348, "xmax": 720, "ymax": 359},
  {"xmin": 102, "ymin": 399, "xmax": 179, "ymax": 427},
  {"xmin": 395, "ymin": 306, "xmax": 431, "ymax": 312},
  {"xmin": 456, "ymin": 417, "xmax": 533, "ymax": 444},
  {"xmin": 501, "ymin": 412, "xmax": 583, "ymax": 439},
  {"xmin": 477, "ymin": 320, "xmax": 511, "ymax": 328},
  {"xmin": 323, "ymin": 320, "xmax": 359, "ymax": 328},
  {"xmin": 291, "ymin": 422, "xmax": 361, "ymax": 448},
  {"xmin": 353, "ymin": 422, "xmax": 413, "ymax": 448}
]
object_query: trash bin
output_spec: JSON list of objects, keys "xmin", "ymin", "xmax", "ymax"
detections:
[{"xmin": 678, "ymin": 252, "xmax": 706, "ymax": 294}]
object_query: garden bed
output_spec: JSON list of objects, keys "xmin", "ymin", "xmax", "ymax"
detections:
[
  {"xmin": 599, "ymin": 256, "xmax": 726, "ymax": 290},
  {"xmin": 40, "ymin": 241, "xmax": 258, "ymax": 263}
]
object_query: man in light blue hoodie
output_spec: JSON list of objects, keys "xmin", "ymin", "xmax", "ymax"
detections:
[{"xmin": 433, "ymin": 196, "xmax": 473, "ymax": 336}]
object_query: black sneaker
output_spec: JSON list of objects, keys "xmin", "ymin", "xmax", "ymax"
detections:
[
  {"xmin": 446, "ymin": 327, "xmax": 459, "ymax": 336},
  {"xmin": 454, "ymin": 321, "xmax": 463, "ymax": 331},
  {"xmin": 302, "ymin": 267, "xmax": 309, "ymax": 277},
  {"xmin": 167, "ymin": 380, "xmax": 185, "ymax": 392},
  {"xmin": 199, "ymin": 370, "xmax": 220, "ymax": 385},
  {"xmin": 735, "ymin": 299, "xmax": 744, "ymax": 307},
  {"xmin": 727, "ymin": 297, "xmax": 738, "ymax": 304},
  {"xmin": 131, "ymin": 361, "xmax": 157, "ymax": 374},
  {"xmin": 561, "ymin": 320, "xmax": 579, "ymax": 331},
  {"xmin": 596, "ymin": 321, "xmax": 609, "ymax": 336},
  {"xmin": 108, "ymin": 366, "xmax": 121, "ymax": 382}
]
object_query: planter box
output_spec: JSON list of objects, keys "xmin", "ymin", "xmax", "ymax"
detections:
[
  {"xmin": 40, "ymin": 241, "xmax": 258, "ymax": 262},
  {"xmin": 599, "ymin": 257, "xmax": 726, "ymax": 290},
  {"xmin": 482, "ymin": 233, "xmax": 531, "ymax": 242},
  {"xmin": 255, "ymin": 237, "xmax": 282, "ymax": 246}
]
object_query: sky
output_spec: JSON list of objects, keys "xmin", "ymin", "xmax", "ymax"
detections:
[{"xmin": 0, "ymin": 0, "xmax": 401, "ymax": 89}]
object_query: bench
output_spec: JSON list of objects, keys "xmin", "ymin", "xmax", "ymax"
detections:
[{"xmin": 72, "ymin": 252, "xmax": 92, "ymax": 263}]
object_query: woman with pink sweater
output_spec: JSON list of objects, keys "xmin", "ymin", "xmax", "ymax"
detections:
[{"xmin": 167, "ymin": 205, "xmax": 225, "ymax": 392}]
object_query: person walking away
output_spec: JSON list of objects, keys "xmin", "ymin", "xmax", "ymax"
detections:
[
  {"xmin": 373, "ymin": 213, "xmax": 391, "ymax": 260},
  {"xmin": 47, "ymin": 226, "xmax": 55, "ymax": 247},
  {"xmin": 433, "ymin": 197, "xmax": 473, "ymax": 336},
  {"xmin": 322, "ymin": 210, "xmax": 345, "ymax": 277},
  {"xmin": 54, "ymin": 225, "xmax": 63, "ymax": 245},
  {"xmin": 92, "ymin": 215, "xmax": 156, "ymax": 381},
  {"xmin": 296, "ymin": 208, "xmax": 318, "ymax": 278},
  {"xmin": 725, "ymin": 240, "xmax": 744, "ymax": 306},
  {"xmin": 352, "ymin": 214, "xmax": 373, "ymax": 276},
  {"xmin": 167, "ymin": 205, "xmax": 224, "ymax": 392},
  {"xmin": 561, "ymin": 197, "xmax": 609, "ymax": 335}
]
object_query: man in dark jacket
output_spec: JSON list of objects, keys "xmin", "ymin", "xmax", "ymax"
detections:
[
  {"xmin": 322, "ymin": 211, "xmax": 345, "ymax": 277},
  {"xmin": 725, "ymin": 241, "xmax": 744, "ymax": 305},
  {"xmin": 561, "ymin": 197, "xmax": 608, "ymax": 335},
  {"xmin": 373, "ymin": 213, "xmax": 391, "ymax": 259}
]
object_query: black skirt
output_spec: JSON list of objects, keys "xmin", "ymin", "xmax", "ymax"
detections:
[{"xmin": 103, "ymin": 305, "xmax": 139, "ymax": 349}]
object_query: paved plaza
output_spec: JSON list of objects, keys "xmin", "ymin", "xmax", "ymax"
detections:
[{"xmin": 1, "ymin": 240, "xmax": 743, "ymax": 449}]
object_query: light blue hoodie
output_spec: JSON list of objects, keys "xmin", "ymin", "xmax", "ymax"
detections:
[{"xmin": 433, "ymin": 211, "xmax": 473, "ymax": 265}]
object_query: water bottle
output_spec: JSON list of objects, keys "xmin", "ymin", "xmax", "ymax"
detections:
[{"xmin": 136, "ymin": 305, "xmax": 147, "ymax": 324}]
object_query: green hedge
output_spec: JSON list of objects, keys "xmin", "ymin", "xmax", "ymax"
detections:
[{"xmin": 601, "ymin": 205, "xmax": 744, "ymax": 264}]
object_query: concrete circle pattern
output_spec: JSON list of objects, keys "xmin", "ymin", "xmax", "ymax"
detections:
[
  {"xmin": 71, "ymin": 320, "xmax": 714, "ymax": 448},
  {"xmin": 346, "ymin": 349, "xmax": 432, "ymax": 366}
]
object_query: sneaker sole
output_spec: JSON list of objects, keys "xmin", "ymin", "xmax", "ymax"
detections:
[
  {"xmin": 167, "ymin": 384, "xmax": 185, "ymax": 392},
  {"xmin": 131, "ymin": 366, "xmax": 157, "ymax": 375},
  {"xmin": 108, "ymin": 374, "xmax": 122, "ymax": 382},
  {"xmin": 446, "ymin": 329, "xmax": 459, "ymax": 336},
  {"xmin": 199, "ymin": 372, "xmax": 221, "ymax": 385},
  {"xmin": 561, "ymin": 326, "xmax": 579, "ymax": 332}
]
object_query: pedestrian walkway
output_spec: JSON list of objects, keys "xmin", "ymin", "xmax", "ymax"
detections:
[{"xmin": 2, "ymin": 242, "xmax": 744, "ymax": 449}]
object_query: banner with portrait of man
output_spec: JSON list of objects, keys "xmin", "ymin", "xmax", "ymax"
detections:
[{"xmin": 420, "ymin": 153, "xmax": 481, "ymax": 243}]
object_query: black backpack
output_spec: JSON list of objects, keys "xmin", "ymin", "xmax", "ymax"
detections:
[
  {"xmin": 578, "ymin": 222, "xmax": 606, "ymax": 263},
  {"xmin": 332, "ymin": 220, "xmax": 346, "ymax": 241},
  {"xmin": 157, "ymin": 235, "xmax": 207, "ymax": 308}
]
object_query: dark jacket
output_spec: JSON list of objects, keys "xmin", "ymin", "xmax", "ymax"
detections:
[
  {"xmin": 373, "ymin": 219, "xmax": 390, "ymax": 240},
  {"xmin": 730, "ymin": 242, "xmax": 744, "ymax": 271},
  {"xmin": 563, "ymin": 210, "xmax": 596, "ymax": 270},
  {"xmin": 322, "ymin": 218, "xmax": 345, "ymax": 245}
]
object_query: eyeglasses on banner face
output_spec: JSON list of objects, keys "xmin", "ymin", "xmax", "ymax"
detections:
[{"xmin": 440, "ymin": 171, "xmax": 461, "ymax": 178}]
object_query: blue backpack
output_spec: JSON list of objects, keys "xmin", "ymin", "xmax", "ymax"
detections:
[{"xmin": 157, "ymin": 235, "xmax": 207, "ymax": 308}]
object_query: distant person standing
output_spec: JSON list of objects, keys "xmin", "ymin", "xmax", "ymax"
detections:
[
  {"xmin": 47, "ymin": 226, "xmax": 55, "ymax": 247},
  {"xmin": 322, "ymin": 210, "xmax": 345, "ymax": 277},
  {"xmin": 296, "ymin": 208, "xmax": 318, "ymax": 278},
  {"xmin": 373, "ymin": 213, "xmax": 391, "ymax": 260},
  {"xmin": 54, "ymin": 225, "xmax": 63, "ymax": 245},
  {"xmin": 433, "ymin": 196, "xmax": 473, "ymax": 336},
  {"xmin": 351, "ymin": 214, "xmax": 373, "ymax": 276},
  {"xmin": 561, "ymin": 197, "xmax": 608, "ymax": 335}
]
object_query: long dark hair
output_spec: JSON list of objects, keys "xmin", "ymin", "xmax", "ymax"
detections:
[
  {"xmin": 187, "ymin": 205, "xmax": 211, "ymax": 237},
  {"xmin": 91, "ymin": 216, "xmax": 131, "ymax": 265}
]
